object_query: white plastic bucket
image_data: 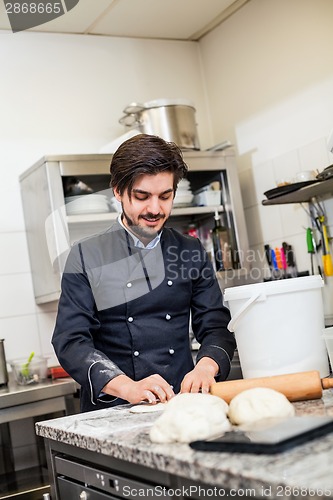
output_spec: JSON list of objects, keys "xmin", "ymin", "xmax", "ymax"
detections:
[{"xmin": 224, "ymin": 275, "xmax": 329, "ymax": 378}]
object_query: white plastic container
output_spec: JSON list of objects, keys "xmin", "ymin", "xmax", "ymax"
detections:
[
  {"xmin": 224, "ymin": 275, "xmax": 329, "ymax": 378},
  {"xmin": 193, "ymin": 189, "xmax": 221, "ymax": 206},
  {"xmin": 10, "ymin": 356, "xmax": 48, "ymax": 385}
]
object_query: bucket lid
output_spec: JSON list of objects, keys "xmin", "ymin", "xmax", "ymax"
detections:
[
  {"xmin": 143, "ymin": 98, "xmax": 196, "ymax": 109},
  {"xmin": 224, "ymin": 275, "xmax": 324, "ymax": 301}
]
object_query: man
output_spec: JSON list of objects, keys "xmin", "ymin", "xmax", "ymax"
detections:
[{"xmin": 52, "ymin": 134, "xmax": 235, "ymax": 412}]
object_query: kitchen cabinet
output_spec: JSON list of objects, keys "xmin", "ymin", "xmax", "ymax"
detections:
[{"xmin": 19, "ymin": 150, "xmax": 250, "ymax": 304}]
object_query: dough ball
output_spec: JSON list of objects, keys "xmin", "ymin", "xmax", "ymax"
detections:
[
  {"xmin": 227, "ymin": 387, "xmax": 295, "ymax": 425},
  {"xmin": 129, "ymin": 402, "xmax": 167, "ymax": 413},
  {"xmin": 150, "ymin": 393, "xmax": 230, "ymax": 444}
]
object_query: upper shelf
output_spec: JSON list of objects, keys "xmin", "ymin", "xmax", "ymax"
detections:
[
  {"xmin": 262, "ymin": 177, "xmax": 333, "ymax": 205},
  {"xmin": 66, "ymin": 205, "xmax": 224, "ymax": 224}
]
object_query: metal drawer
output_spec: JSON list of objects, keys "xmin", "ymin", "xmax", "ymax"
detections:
[
  {"xmin": 58, "ymin": 476, "xmax": 119, "ymax": 499},
  {"xmin": 55, "ymin": 455, "xmax": 170, "ymax": 500}
]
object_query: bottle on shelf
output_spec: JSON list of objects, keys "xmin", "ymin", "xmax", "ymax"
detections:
[
  {"xmin": 211, "ymin": 210, "xmax": 232, "ymax": 271},
  {"xmin": 187, "ymin": 223, "xmax": 199, "ymax": 238},
  {"xmin": 201, "ymin": 227, "xmax": 214, "ymax": 263}
]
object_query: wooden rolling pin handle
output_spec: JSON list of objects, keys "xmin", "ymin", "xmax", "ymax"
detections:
[
  {"xmin": 321, "ymin": 377, "xmax": 333, "ymax": 389},
  {"xmin": 210, "ymin": 370, "xmax": 332, "ymax": 403}
]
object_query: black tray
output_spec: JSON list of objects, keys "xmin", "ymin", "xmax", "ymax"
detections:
[
  {"xmin": 264, "ymin": 180, "xmax": 319, "ymax": 200},
  {"xmin": 190, "ymin": 415, "xmax": 333, "ymax": 455}
]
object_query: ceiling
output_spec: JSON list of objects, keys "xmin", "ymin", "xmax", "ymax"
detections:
[{"xmin": 0, "ymin": 0, "xmax": 249, "ymax": 40}]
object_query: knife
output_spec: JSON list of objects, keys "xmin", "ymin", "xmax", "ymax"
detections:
[
  {"xmin": 282, "ymin": 242, "xmax": 295, "ymax": 277},
  {"xmin": 287, "ymin": 243, "xmax": 298, "ymax": 277},
  {"xmin": 280, "ymin": 246, "xmax": 287, "ymax": 277},
  {"xmin": 264, "ymin": 244, "xmax": 273, "ymax": 279},
  {"xmin": 270, "ymin": 249, "xmax": 281, "ymax": 279}
]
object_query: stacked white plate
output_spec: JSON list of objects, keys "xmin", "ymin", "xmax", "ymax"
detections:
[
  {"xmin": 174, "ymin": 179, "xmax": 193, "ymax": 207},
  {"xmin": 65, "ymin": 194, "xmax": 110, "ymax": 215}
]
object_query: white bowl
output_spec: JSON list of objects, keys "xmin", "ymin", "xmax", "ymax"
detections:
[{"xmin": 294, "ymin": 171, "xmax": 315, "ymax": 182}]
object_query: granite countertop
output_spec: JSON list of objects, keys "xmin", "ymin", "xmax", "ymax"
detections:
[{"xmin": 36, "ymin": 391, "xmax": 333, "ymax": 499}]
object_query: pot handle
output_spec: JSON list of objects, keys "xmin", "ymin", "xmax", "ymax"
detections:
[
  {"xmin": 123, "ymin": 103, "xmax": 145, "ymax": 114},
  {"xmin": 119, "ymin": 114, "xmax": 138, "ymax": 126},
  {"xmin": 227, "ymin": 293, "xmax": 262, "ymax": 332}
]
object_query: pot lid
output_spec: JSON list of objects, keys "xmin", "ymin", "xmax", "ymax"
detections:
[
  {"xmin": 122, "ymin": 98, "xmax": 196, "ymax": 115},
  {"xmin": 144, "ymin": 97, "xmax": 196, "ymax": 109}
]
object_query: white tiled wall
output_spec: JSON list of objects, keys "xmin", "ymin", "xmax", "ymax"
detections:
[{"xmin": 239, "ymin": 138, "xmax": 333, "ymax": 306}]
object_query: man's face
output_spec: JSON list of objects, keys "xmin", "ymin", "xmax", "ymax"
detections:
[{"xmin": 114, "ymin": 172, "xmax": 174, "ymax": 243}]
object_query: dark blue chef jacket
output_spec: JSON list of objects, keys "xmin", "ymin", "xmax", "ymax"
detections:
[{"xmin": 52, "ymin": 220, "xmax": 235, "ymax": 412}]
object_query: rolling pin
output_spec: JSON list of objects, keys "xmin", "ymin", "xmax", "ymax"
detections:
[{"xmin": 210, "ymin": 370, "xmax": 333, "ymax": 403}]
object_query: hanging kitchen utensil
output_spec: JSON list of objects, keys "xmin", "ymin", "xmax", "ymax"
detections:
[
  {"xmin": 264, "ymin": 244, "xmax": 273, "ymax": 279},
  {"xmin": 280, "ymin": 246, "xmax": 287, "ymax": 277},
  {"xmin": 270, "ymin": 248, "xmax": 280, "ymax": 279},
  {"xmin": 306, "ymin": 227, "xmax": 315, "ymax": 275},
  {"xmin": 320, "ymin": 218, "xmax": 333, "ymax": 277},
  {"xmin": 308, "ymin": 202, "xmax": 323, "ymax": 276},
  {"xmin": 313, "ymin": 201, "xmax": 333, "ymax": 277},
  {"xmin": 285, "ymin": 242, "xmax": 298, "ymax": 277}
]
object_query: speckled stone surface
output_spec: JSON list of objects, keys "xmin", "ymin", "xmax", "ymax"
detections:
[{"xmin": 36, "ymin": 391, "xmax": 333, "ymax": 499}]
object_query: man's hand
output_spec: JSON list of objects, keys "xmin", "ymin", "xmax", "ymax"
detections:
[
  {"xmin": 102, "ymin": 373, "xmax": 175, "ymax": 404},
  {"xmin": 180, "ymin": 357, "xmax": 219, "ymax": 394}
]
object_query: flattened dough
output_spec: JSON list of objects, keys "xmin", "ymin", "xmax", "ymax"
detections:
[
  {"xmin": 129, "ymin": 402, "xmax": 167, "ymax": 413},
  {"xmin": 228, "ymin": 387, "xmax": 295, "ymax": 425},
  {"xmin": 150, "ymin": 393, "xmax": 230, "ymax": 443}
]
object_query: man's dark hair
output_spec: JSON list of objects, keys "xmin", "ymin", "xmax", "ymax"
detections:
[{"xmin": 110, "ymin": 134, "xmax": 188, "ymax": 198}]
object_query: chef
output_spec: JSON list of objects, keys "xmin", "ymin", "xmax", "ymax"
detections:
[{"xmin": 52, "ymin": 134, "xmax": 235, "ymax": 412}]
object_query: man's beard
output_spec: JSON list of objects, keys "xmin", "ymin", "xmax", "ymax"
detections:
[{"xmin": 122, "ymin": 206, "xmax": 166, "ymax": 241}]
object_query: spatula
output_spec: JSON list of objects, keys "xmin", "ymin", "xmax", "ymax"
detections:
[{"xmin": 21, "ymin": 351, "xmax": 35, "ymax": 378}]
